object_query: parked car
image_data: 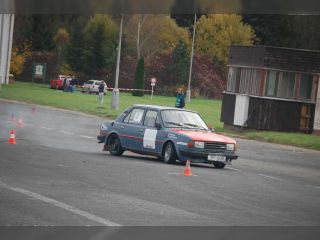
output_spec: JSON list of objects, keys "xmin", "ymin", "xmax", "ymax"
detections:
[
  {"xmin": 50, "ymin": 75, "xmax": 72, "ymax": 90},
  {"xmin": 97, "ymin": 105, "xmax": 238, "ymax": 168},
  {"xmin": 81, "ymin": 80, "xmax": 107, "ymax": 94}
]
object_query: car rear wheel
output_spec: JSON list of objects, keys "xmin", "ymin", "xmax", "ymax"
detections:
[
  {"xmin": 108, "ymin": 135, "xmax": 124, "ymax": 156},
  {"xmin": 213, "ymin": 161, "xmax": 225, "ymax": 169},
  {"xmin": 163, "ymin": 142, "xmax": 176, "ymax": 164}
]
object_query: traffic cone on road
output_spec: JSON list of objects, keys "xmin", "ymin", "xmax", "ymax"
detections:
[
  {"xmin": 183, "ymin": 160, "xmax": 193, "ymax": 176},
  {"xmin": 32, "ymin": 106, "xmax": 36, "ymax": 114},
  {"xmin": 7, "ymin": 129, "xmax": 16, "ymax": 144},
  {"xmin": 17, "ymin": 115, "xmax": 23, "ymax": 128}
]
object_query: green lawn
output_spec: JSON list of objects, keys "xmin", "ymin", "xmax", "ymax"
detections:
[{"xmin": 1, "ymin": 81, "xmax": 319, "ymax": 151}]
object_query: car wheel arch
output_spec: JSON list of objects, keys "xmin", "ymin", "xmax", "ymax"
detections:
[
  {"xmin": 107, "ymin": 132, "xmax": 120, "ymax": 145},
  {"xmin": 162, "ymin": 140, "xmax": 179, "ymax": 160},
  {"xmin": 107, "ymin": 133, "xmax": 124, "ymax": 156}
]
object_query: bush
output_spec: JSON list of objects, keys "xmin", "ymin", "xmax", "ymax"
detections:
[{"xmin": 132, "ymin": 57, "xmax": 145, "ymax": 97}]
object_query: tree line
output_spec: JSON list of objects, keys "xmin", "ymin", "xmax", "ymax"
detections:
[{"xmin": 10, "ymin": 14, "xmax": 320, "ymax": 98}]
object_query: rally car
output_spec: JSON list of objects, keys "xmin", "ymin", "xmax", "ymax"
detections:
[{"xmin": 97, "ymin": 105, "xmax": 238, "ymax": 168}]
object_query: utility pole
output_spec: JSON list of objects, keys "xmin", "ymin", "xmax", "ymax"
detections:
[
  {"xmin": 0, "ymin": 14, "xmax": 4, "ymax": 92},
  {"xmin": 186, "ymin": 14, "xmax": 197, "ymax": 103},
  {"xmin": 111, "ymin": 14, "xmax": 124, "ymax": 109}
]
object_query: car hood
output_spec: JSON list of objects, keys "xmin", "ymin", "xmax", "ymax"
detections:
[{"xmin": 171, "ymin": 129, "xmax": 236, "ymax": 144}]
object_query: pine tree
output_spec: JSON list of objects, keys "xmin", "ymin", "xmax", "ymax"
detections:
[
  {"xmin": 172, "ymin": 39, "xmax": 190, "ymax": 84},
  {"xmin": 82, "ymin": 15, "xmax": 118, "ymax": 78},
  {"xmin": 132, "ymin": 57, "xmax": 145, "ymax": 97},
  {"xmin": 65, "ymin": 18, "xmax": 86, "ymax": 73}
]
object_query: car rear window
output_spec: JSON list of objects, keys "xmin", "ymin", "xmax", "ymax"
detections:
[
  {"xmin": 86, "ymin": 80, "xmax": 94, "ymax": 84},
  {"xmin": 124, "ymin": 108, "xmax": 145, "ymax": 124}
]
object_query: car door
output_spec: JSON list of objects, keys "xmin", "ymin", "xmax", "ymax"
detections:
[
  {"xmin": 139, "ymin": 109, "xmax": 162, "ymax": 154},
  {"xmin": 119, "ymin": 107, "xmax": 145, "ymax": 150}
]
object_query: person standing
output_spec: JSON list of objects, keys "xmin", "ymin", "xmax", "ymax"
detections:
[
  {"xmin": 175, "ymin": 87, "xmax": 185, "ymax": 108},
  {"xmin": 98, "ymin": 80, "xmax": 106, "ymax": 104},
  {"xmin": 70, "ymin": 76, "xmax": 78, "ymax": 93}
]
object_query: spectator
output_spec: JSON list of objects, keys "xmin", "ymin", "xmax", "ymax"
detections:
[
  {"xmin": 98, "ymin": 80, "xmax": 106, "ymax": 104},
  {"xmin": 63, "ymin": 78, "xmax": 68, "ymax": 92},
  {"xmin": 175, "ymin": 87, "xmax": 185, "ymax": 108},
  {"xmin": 70, "ymin": 76, "xmax": 78, "ymax": 93}
]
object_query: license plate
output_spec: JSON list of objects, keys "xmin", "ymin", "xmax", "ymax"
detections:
[{"xmin": 207, "ymin": 155, "xmax": 226, "ymax": 161}]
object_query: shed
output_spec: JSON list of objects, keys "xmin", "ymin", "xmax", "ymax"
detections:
[{"xmin": 221, "ymin": 45, "xmax": 320, "ymax": 134}]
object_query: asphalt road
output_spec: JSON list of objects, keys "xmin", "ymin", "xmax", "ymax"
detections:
[{"xmin": 0, "ymin": 99, "xmax": 320, "ymax": 226}]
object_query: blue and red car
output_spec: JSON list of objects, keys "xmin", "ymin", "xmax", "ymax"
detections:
[{"xmin": 97, "ymin": 105, "xmax": 238, "ymax": 168}]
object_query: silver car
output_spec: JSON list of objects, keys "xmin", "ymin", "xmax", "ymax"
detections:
[{"xmin": 81, "ymin": 80, "xmax": 107, "ymax": 94}]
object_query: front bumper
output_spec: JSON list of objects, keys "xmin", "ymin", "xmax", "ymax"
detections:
[
  {"xmin": 97, "ymin": 135, "xmax": 106, "ymax": 143},
  {"xmin": 179, "ymin": 149, "xmax": 238, "ymax": 163}
]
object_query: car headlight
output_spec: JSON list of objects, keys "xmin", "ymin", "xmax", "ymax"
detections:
[
  {"xmin": 194, "ymin": 141, "xmax": 204, "ymax": 149},
  {"xmin": 187, "ymin": 141, "xmax": 204, "ymax": 148},
  {"xmin": 100, "ymin": 124, "xmax": 108, "ymax": 131},
  {"xmin": 226, "ymin": 143, "xmax": 235, "ymax": 151}
]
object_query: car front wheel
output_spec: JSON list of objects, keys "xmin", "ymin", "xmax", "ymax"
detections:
[
  {"xmin": 163, "ymin": 142, "xmax": 176, "ymax": 164},
  {"xmin": 108, "ymin": 135, "xmax": 124, "ymax": 156},
  {"xmin": 213, "ymin": 161, "xmax": 225, "ymax": 169}
]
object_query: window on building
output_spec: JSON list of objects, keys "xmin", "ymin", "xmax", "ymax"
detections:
[
  {"xmin": 265, "ymin": 70, "xmax": 278, "ymax": 97},
  {"xmin": 299, "ymin": 74, "xmax": 313, "ymax": 100},
  {"xmin": 277, "ymin": 72, "xmax": 295, "ymax": 99},
  {"xmin": 250, "ymin": 69, "xmax": 262, "ymax": 95},
  {"xmin": 227, "ymin": 67, "xmax": 238, "ymax": 92},
  {"xmin": 239, "ymin": 68, "xmax": 262, "ymax": 95},
  {"xmin": 239, "ymin": 68, "xmax": 250, "ymax": 94}
]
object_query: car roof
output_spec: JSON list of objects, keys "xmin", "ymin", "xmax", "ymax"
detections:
[{"xmin": 133, "ymin": 104, "xmax": 196, "ymax": 112}]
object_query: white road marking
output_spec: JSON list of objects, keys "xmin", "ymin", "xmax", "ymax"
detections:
[
  {"xmin": 40, "ymin": 126, "xmax": 53, "ymax": 130},
  {"xmin": 168, "ymin": 173, "xmax": 197, "ymax": 176},
  {"xmin": 305, "ymin": 185, "xmax": 320, "ymax": 189},
  {"xmin": 258, "ymin": 174, "xmax": 281, "ymax": 180},
  {"xmin": 80, "ymin": 135, "xmax": 94, "ymax": 139},
  {"xmin": 24, "ymin": 123, "xmax": 35, "ymax": 127},
  {"xmin": 0, "ymin": 181, "xmax": 121, "ymax": 226},
  {"xmin": 60, "ymin": 130, "xmax": 73, "ymax": 135},
  {"xmin": 226, "ymin": 167, "xmax": 243, "ymax": 172}
]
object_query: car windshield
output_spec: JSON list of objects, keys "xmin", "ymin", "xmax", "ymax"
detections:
[
  {"xmin": 161, "ymin": 110, "xmax": 209, "ymax": 130},
  {"xmin": 86, "ymin": 80, "xmax": 94, "ymax": 84}
]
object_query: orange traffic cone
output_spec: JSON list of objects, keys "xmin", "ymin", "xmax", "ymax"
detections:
[
  {"xmin": 17, "ymin": 115, "xmax": 23, "ymax": 128},
  {"xmin": 183, "ymin": 160, "xmax": 193, "ymax": 176},
  {"xmin": 7, "ymin": 129, "xmax": 16, "ymax": 144}
]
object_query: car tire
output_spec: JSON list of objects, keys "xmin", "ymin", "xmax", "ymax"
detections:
[
  {"xmin": 108, "ymin": 134, "xmax": 124, "ymax": 156},
  {"xmin": 213, "ymin": 161, "xmax": 226, "ymax": 169},
  {"xmin": 163, "ymin": 142, "xmax": 176, "ymax": 164}
]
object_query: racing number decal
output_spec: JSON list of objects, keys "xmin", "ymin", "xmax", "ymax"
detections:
[{"xmin": 143, "ymin": 129, "xmax": 157, "ymax": 149}]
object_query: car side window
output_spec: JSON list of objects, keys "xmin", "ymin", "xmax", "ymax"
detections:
[
  {"xmin": 123, "ymin": 108, "xmax": 145, "ymax": 125},
  {"xmin": 143, "ymin": 110, "xmax": 158, "ymax": 127}
]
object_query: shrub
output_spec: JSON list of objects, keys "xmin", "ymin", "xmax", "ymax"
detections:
[{"xmin": 132, "ymin": 57, "xmax": 145, "ymax": 96}]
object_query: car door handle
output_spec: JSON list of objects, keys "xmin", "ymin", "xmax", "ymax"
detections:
[{"xmin": 120, "ymin": 126, "xmax": 125, "ymax": 129}]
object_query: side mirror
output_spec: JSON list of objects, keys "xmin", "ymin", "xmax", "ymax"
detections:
[{"xmin": 155, "ymin": 122, "xmax": 162, "ymax": 130}]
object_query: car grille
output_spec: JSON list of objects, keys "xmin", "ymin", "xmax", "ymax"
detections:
[{"xmin": 205, "ymin": 142, "xmax": 226, "ymax": 151}]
